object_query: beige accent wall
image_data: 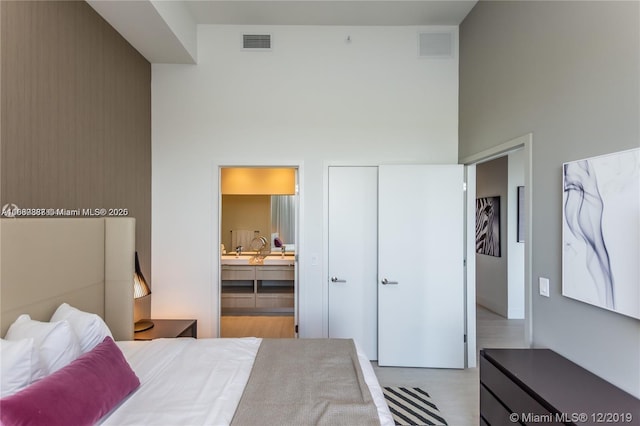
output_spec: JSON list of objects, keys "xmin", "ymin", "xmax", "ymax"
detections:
[
  {"xmin": 220, "ymin": 195, "xmax": 271, "ymax": 253},
  {"xmin": 0, "ymin": 1, "xmax": 151, "ymax": 320}
]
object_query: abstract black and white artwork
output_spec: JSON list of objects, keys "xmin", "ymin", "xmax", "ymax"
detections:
[
  {"xmin": 476, "ymin": 196, "xmax": 501, "ymax": 257},
  {"xmin": 562, "ymin": 147, "xmax": 640, "ymax": 319}
]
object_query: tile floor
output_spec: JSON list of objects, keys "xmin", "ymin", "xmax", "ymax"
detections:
[{"xmin": 372, "ymin": 306, "xmax": 526, "ymax": 425}]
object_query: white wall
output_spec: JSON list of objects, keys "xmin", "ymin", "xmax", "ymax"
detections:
[
  {"xmin": 507, "ymin": 149, "xmax": 524, "ymax": 319},
  {"xmin": 152, "ymin": 25, "xmax": 459, "ymax": 337}
]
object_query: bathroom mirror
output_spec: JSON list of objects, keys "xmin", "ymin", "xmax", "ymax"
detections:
[
  {"xmin": 221, "ymin": 194, "xmax": 296, "ymax": 254},
  {"xmin": 271, "ymin": 195, "xmax": 295, "ymax": 251}
]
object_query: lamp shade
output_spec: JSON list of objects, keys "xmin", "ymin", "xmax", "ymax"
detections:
[
  {"xmin": 133, "ymin": 252, "xmax": 153, "ymax": 333},
  {"xmin": 133, "ymin": 252, "xmax": 151, "ymax": 299}
]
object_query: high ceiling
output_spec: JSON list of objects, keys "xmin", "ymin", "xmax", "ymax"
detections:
[
  {"xmin": 86, "ymin": 0, "xmax": 477, "ymax": 63},
  {"xmin": 184, "ymin": 1, "xmax": 477, "ymax": 26}
]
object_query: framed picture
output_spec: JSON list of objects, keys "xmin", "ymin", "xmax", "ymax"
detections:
[
  {"xmin": 562, "ymin": 147, "xmax": 639, "ymax": 319},
  {"xmin": 517, "ymin": 186, "xmax": 525, "ymax": 243},
  {"xmin": 476, "ymin": 196, "xmax": 500, "ymax": 257}
]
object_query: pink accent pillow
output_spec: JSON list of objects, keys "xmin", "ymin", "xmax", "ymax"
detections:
[{"xmin": 0, "ymin": 336, "xmax": 139, "ymax": 426}]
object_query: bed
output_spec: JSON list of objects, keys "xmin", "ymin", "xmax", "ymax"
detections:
[{"xmin": 0, "ymin": 218, "xmax": 393, "ymax": 425}]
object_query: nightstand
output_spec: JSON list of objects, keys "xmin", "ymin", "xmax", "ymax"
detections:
[{"xmin": 134, "ymin": 319, "xmax": 197, "ymax": 341}]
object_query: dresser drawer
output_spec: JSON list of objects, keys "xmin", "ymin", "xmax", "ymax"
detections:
[
  {"xmin": 480, "ymin": 356, "xmax": 559, "ymax": 425},
  {"xmin": 480, "ymin": 384, "xmax": 513, "ymax": 426},
  {"xmin": 480, "ymin": 349, "xmax": 640, "ymax": 426}
]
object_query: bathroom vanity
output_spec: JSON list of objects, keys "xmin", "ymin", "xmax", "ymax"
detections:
[{"xmin": 221, "ymin": 260, "xmax": 295, "ymax": 315}]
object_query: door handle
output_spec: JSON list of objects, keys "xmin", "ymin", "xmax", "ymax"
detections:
[
  {"xmin": 330, "ymin": 276, "xmax": 346, "ymax": 283},
  {"xmin": 381, "ymin": 278, "xmax": 398, "ymax": 285}
]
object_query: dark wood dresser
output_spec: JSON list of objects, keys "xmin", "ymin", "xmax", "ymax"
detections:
[{"xmin": 480, "ymin": 349, "xmax": 640, "ymax": 426}]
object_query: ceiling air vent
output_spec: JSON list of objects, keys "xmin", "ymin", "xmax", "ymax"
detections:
[{"xmin": 243, "ymin": 34, "xmax": 272, "ymax": 50}]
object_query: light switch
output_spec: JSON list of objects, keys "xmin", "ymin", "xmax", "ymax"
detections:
[{"xmin": 539, "ymin": 277, "xmax": 550, "ymax": 297}]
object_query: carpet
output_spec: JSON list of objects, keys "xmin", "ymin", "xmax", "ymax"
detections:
[{"xmin": 383, "ymin": 387, "xmax": 448, "ymax": 426}]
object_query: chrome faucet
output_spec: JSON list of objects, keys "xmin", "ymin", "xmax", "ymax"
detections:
[{"xmin": 235, "ymin": 246, "xmax": 243, "ymax": 256}]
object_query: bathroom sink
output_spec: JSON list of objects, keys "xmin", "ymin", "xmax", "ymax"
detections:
[
  {"xmin": 220, "ymin": 255, "xmax": 294, "ymax": 266},
  {"xmin": 262, "ymin": 257, "xmax": 295, "ymax": 266},
  {"xmin": 220, "ymin": 255, "xmax": 251, "ymax": 265}
]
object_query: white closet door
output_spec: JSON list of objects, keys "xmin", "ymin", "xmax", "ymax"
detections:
[
  {"xmin": 378, "ymin": 164, "xmax": 465, "ymax": 368},
  {"xmin": 328, "ymin": 166, "xmax": 378, "ymax": 360}
]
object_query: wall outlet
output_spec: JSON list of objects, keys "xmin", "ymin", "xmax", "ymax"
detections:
[{"xmin": 539, "ymin": 277, "xmax": 550, "ymax": 297}]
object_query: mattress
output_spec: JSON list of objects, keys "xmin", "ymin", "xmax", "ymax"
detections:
[{"xmin": 100, "ymin": 337, "xmax": 394, "ymax": 426}]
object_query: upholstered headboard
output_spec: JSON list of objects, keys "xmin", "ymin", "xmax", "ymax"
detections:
[{"xmin": 0, "ymin": 218, "xmax": 135, "ymax": 340}]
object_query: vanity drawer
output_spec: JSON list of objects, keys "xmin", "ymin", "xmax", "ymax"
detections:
[
  {"xmin": 221, "ymin": 294, "xmax": 255, "ymax": 308},
  {"xmin": 256, "ymin": 265, "xmax": 294, "ymax": 281},
  {"xmin": 256, "ymin": 294, "xmax": 294, "ymax": 308},
  {"xmin": 221, "ymin": 266, "xmax": 256, "ymax": 281},
  {"xmin": 480, "ymin": 356, "xmax": 558, "ymax": 425}
]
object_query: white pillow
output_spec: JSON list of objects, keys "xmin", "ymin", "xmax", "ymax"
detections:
[
  {"xmin": 0, "ymin": 338, "xmax": 40, "ymax": 397},
  {"xmin": 50, "ymin": 303, "xmax": 113, "ymax": 353},
  {"xmin": 5, "ymin": 314, "xmax": 80, "ymax": 379}
]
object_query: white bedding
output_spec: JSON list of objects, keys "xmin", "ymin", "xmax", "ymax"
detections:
[{"xmin": 101, "ymin": 338, "xmax": 394, "ymax": 426}]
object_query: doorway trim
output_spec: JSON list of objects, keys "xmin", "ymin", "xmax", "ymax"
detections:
[
  {"xmin": 461, "ymin": 133, "xmax": 533, "ymax": 368},
  {"xmin": 213, "ymin": 160, "xmax": 304, "ymax": 338}
]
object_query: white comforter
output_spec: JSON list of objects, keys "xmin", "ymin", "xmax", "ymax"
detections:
[{"xmin": 100, "ymin": 338, "xmax": 393, "ymax": 426}]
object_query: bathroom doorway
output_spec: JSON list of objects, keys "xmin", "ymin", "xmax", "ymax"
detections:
[{"xmin": 218, "ymin": 167, "xmax": 298, "ymax": 338}]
